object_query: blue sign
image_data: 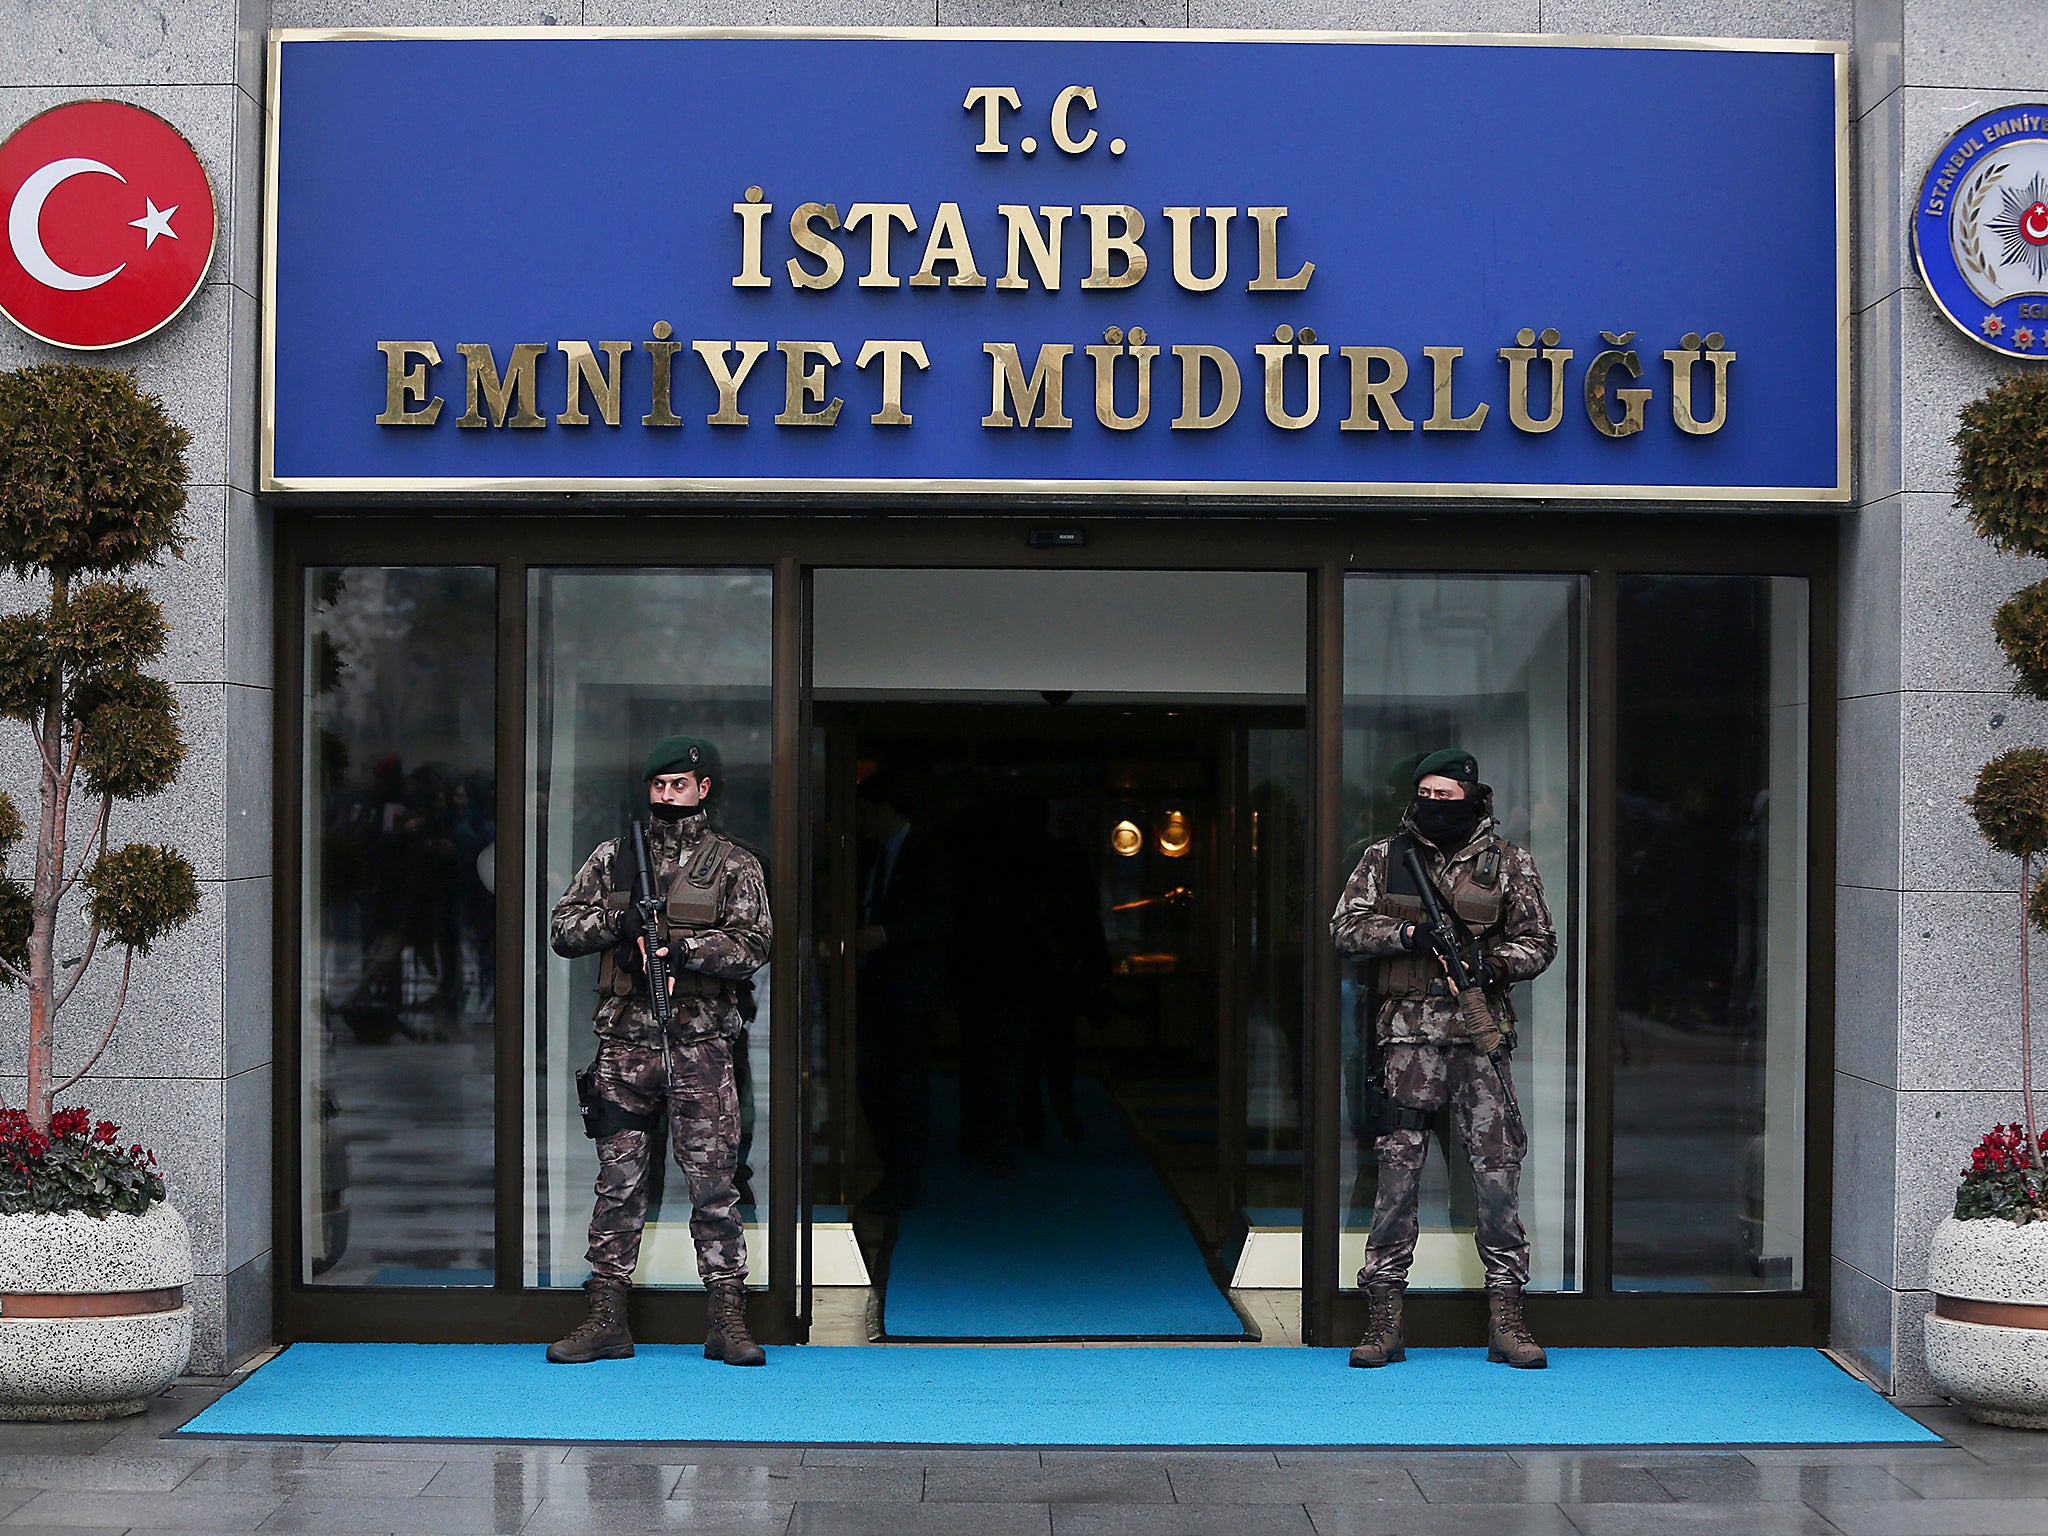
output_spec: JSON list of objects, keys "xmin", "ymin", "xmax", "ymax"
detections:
[
  {"xmin": 264, "ymin": 31, "xmax": 1847, "ymax": 500},
  {"xmin": 1913, "ymin": 104, "xmax": 2048, "ymax": 361}
]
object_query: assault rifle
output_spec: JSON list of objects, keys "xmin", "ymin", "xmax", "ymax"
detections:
[
  {"xmin": 630, "ymin": 821, "xmax": 678, "ymax": 1085},
  {"xmin": 1400, "ymin": 841, "xmax": 1524, "ymax": 1137}
]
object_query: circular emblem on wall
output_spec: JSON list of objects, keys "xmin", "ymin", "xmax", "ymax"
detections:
[
  {"xmin": 0, "ymin": 101, "xmax": 217, "ymax": 350},
  {"xmin": 1915, "ymin": 104, "xmax": 2048, "ymax": 358}
]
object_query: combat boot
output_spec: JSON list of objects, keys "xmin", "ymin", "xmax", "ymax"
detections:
[
  {"xmin": 705, "ymin": 1278, "xmax": 767, "ymax": 1366},
  {"xmin": 1348, "ymin": 1282, "xmax": 1406, "ymax": 1367},
  {"xmin": 1486, "ymin": 1283, "xmax": 1547, "ymax": 1368},
  {"xmin": 546, "ymin": 1277, "xmax": 633, "ymax": 1364}
]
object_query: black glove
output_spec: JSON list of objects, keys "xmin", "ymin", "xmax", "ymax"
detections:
[
  {"xmin": 1467, "ymin": 954, "xmax": 1501, "ymax": 988},
  {"xmin": 614, "ymin": 903, "xmax": 648, "ymax": 972}
]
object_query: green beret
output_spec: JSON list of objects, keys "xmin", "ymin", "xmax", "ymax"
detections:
[
  {"xmin": 644, "ymin": 734, "xmax": 721, "ymax": 783},
  {"xmin": 1415, "ymin": 748, "xmax": 1478, "ymax": 785}
]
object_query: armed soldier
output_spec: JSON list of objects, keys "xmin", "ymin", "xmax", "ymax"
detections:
[
  {"xmin": 1330, "ymin": 749, "xmax": 1556, "ymax": 1370},
  {"xmin": 546, "ymin": 735, "xmax": 773, "ymax": 1367}
]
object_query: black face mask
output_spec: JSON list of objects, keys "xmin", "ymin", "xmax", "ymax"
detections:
[
  {"xmin": 1410, "ymin": 794, "xmax": 1480, "ymax": 848},
  {"xmin": 648, "ymin": 801, "xmax": 701, "ymax": 824}
]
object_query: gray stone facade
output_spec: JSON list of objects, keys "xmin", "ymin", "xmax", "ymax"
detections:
[{"xmin": 0, "ymin": 0, "xmax": 2031, "ymax": 1394}]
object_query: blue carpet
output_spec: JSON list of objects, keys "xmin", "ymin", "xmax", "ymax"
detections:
[
  {"xmin": 881, "ymin": 1075, "xmax": 1244, "ymax": 1338},
  {"xmin": 176, "ymin": 1343, "xmax": 1938, "ymax": 1446}
]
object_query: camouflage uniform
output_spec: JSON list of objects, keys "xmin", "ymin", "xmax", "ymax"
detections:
[
  {"xmin": 1329, "ymin": 807, "xmax": 1555, "ymax": 1289},
  {"xmin": 549, "ymin": 809, "xmax": 772, "ymax": 1285}
]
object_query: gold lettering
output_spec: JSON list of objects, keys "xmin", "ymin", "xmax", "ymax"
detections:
[
  {"xmin": 1497, "ymin": 327, "xmax": 1572, "ymax": 434},
  {"xmin": 691, "ymin": 339, "xmax": 771, "ymax": 426},
  {"xmin": 911, "ymin": 202, "xmax": 986, "ymax": 288},
  {"xmin": 732, "ymin": 186, "xmax": 771, "ymax": 289},
  {"xmin": 1247, "ymin": 207, "xmax": 1313, "ymax": 291},
  {"xmin": 1085, "ymin": 326, "xmax": 1157, "ymax": 430},
  {"xmin": 455, "ymin": 342, "xmax": 546, "ymax": 429},
  {"xmin": 774, "ymin": 340, "xmax": 842, "ymax": 427},
  {"xmin": 1422, "ymin": 346, "xmax": 1487, "ymax": 431},
  {"xmin": 1584, "ymin": 332, "xmax": 1650, "ymax": 438},
  {"xmin": 997, "ymin": 205, "xmax": 1070, "ymax": 290},
  {"xmin": 854, "ymin": 339, "xmax": 930, "ymax": 426},
  {"xmin": 844, "ymin": 203, "xmax": 917, "ymax": 288},
  {"xmin": 1255, "ymin": 325, "xmax": 1327, "ymax": 429},
  {"xmin": 963, "ymin": 86, "xmax": 1022, "ymax": 153},
  {"xmin": 982, "ymin": 342, "xmax": 1074, "ymax": 428},
  {"xmin": 643, "ymin": 321, "xmax": 683, "ymax": 428},
  {"xmin": 1171, "ymin": 344, "xmax": 1241, "ymax": 430},
  {"xmin": 1051, "ymin": 85, "xmax": 1099, "ymax": 154},
  {"xmin": 375, "ymin": 341, "xmax": 442, "ymax": 426},
  {"xmin": 1081, "ymin": 205, "xmax": 1146, "ymax": 290},
  {"xmin": 1664, "ymin": 332, "xmax": 1734, "ymax": 435},
  {"xmin": 786, "ymin": 202, "xmax": 844, "ymax": 290},
  {"xmin": 1338, "ymin": 347, "xmax": 1413, "ymax": 431},
  {"xmin": 556, "ymin": 340, "xmax": 632, "ymax": 427},
  {"xmin": 1163, "ymin": 207, "xmax": 1234, "ymax": 293}
]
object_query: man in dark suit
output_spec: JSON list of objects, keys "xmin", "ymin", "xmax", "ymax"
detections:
[{"xmin": 854, "ymin": 770, "xmax": 956, "ymax": 1211}]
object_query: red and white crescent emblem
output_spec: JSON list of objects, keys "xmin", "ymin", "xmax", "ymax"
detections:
[{"xmin": 0, "ymin": 101, "xmax": 216, "ymax": 350}]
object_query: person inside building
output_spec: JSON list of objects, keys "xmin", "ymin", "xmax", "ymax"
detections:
[
  {"xmin": 854, "ymin": 769, "xmax": 957, "ymax": 1213},
  {"xmin": 544, "ymin": 735, "xmax": 774, "ymax": 1366},
  {"xmin": 1330, "ymin": 748, "xmax": 1558, "ymax": 1370}
]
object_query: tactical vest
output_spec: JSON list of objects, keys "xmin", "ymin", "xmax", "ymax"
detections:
[
  {"xmin": 1374, "ymin": 833, "xmax": 1516, "ymax": 1018},
  {"xmin": 595, "ymin": 832, "xmax": 739, "ymax": 1005}
]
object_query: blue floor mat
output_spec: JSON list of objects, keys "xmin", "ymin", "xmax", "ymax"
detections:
[
  {"xmin": 881, "ymin": 1075, "xmax": 1244, "ymax": 1338},
  {"xmin": 176, "ymin": 1343, "xmax": 1939, "ymax": 1446}
]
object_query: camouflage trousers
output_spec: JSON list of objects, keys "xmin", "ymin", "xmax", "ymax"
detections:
[
  {"xmin": 1358, "ymin": 1042, "xmax": 1530, "ymax": 1290},
  {"xmin": 585, "ymin": 1036, "xmax": 747, "ymax": 1287}
]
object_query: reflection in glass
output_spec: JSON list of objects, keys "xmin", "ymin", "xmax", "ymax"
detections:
[
  {"xmin": 525, "ymin": 569, "xmax": 774, "ymax": 1289},
  {"xmin": 1339, "ymin": 575, "xmax": 1585, "ymax": 1292},
  {"xmin": 300, "ymin": 567, "xmax": 497, "ymax": 1286},
  {"xmin": 1613, "ymin": 576, "xmax": 1807, "ymax": 1291}
]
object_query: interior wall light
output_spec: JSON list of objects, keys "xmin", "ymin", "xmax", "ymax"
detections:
[
  {"xmin": 1157, "ymin": 810, "xmax": 1193, "ymax": 858},
  {"xmin": 1111, "ymin": 820, "xmax": 1143, "ymax": 858}
]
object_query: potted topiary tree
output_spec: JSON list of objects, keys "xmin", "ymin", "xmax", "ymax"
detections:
[
  {"xmin": 1927, "ymin": 371, "xmax": 2048, "ymax": 1428},
  {"xmin": 0, "ymin": 363, "xmax": 202, "ymax": 1420}
]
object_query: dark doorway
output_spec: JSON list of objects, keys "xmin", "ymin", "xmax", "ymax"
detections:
[{"xmin": 809, "ymin": 702, "xmax": 1307, "ymax": 1339}]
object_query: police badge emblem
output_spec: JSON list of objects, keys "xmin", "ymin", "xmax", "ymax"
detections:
[{"xmin": 1916, "ymin": 105, "xmax": 2048, "ymax": 357}]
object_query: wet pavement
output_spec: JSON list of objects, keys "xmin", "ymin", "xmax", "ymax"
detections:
[{"xmin": 0, "ymin": 1377, "xmax": 2040, "ymax": 1536}]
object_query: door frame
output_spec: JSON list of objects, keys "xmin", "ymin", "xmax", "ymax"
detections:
[{"xmin": 271, "ymin": 509, "xmax": 1836, "ymax": 1349}]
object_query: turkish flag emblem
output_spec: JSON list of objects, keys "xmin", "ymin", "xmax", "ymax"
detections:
[{"xmin": 0, "ymin": 101, "xmax": 216, "ymax": 350}]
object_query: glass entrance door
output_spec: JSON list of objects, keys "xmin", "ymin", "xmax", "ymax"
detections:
[{"xmin": 805, "ymin": 570, "xmax": 1310, "ymax": 1340}]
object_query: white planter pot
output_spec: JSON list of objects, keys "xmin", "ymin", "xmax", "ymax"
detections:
[
  {"xmin": 0, "ymin": 1203, "xmax": 194, "ymax": 1421},
  {"xmin": 1925, "ymin": 1213, "xmax": 2048, "ymax": 1430}
]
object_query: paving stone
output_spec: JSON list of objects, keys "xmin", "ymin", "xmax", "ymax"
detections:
[
  {"xmin": 1557, "ymin": 1501, "xmax": 1846, "ymax": 1535},
  {"xmin": 1306, "ymin": 1504, "xmax": 1580, "ymax": 1536},
  {"xmin": 250, "ymin": 1492, "xmax": 539, "ymax": 1532},
  {"xmin": 419, "ymin": 1459, "xmax": 683, "ymax": 1499},
  {"xmin": 0, "ymin": 1492, "xmax": 34, "ymax": 1521},
  {"xmin": 1287, "ymin": 1453, "xmax": 1513, "ymax": 1472},
  {"xmin": 1816, "ymin": 1498, "xmax": 2048, "ymax": 1536},
  {"xmin": 1741, "ymin": 1449, "xmax": 1985, "ymax": 1467},
  {"xmin": 0, "ymin": 1425, "xmax": 126, "ymax": 1456},
  {"xmin": 569, "ymin": 1445, "xmax": 798, "ymax": 1467},
  {"xmin": 1411, "ymin": 1465, "xmax": 1670, "ymax": 1504},
  {"xmin": 1648, "ymin": 1463, "xmax": 1921, "ymax": 1503},
  {"xmin": 925, "ymin": 1461, "xmax": 1175, "ymax": 1502},
  {"xmin": 520, "ymin": 1495, "xmax": 797, "ymax": 1534},
  {"xmin": 668, "ymin": 1463, "xmax": 923, "ymax": 1501},
  {"xmin": 0, "ymin": 1457, "xmax": 199, "ymax": 1492},
  {"xmin": 1889, "ymin": 1463, "xmax": 2048, "ymax": 1500},
  {"xmin": 176, "ymin": 1461, "xmax": 441, "ymax": 1498},
  {"xmin": 324, "ymin": 1441, "xmax": 566, "ymax": 1464},
  {"xmin": 1167, "ymin": 1463, "xmax": 1423, "ymax": 1505},
  {"xmin": 1057, "ymin": 1505, "xmax": 1314, "ymax": 1534},
  {"xmin": 788, "ymin": 1502, "xmax": 1052, "ymax": 1535},
  {"xmin": 0, "ymin": 1487, "xmax": 287, "ymax": 1528}
]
